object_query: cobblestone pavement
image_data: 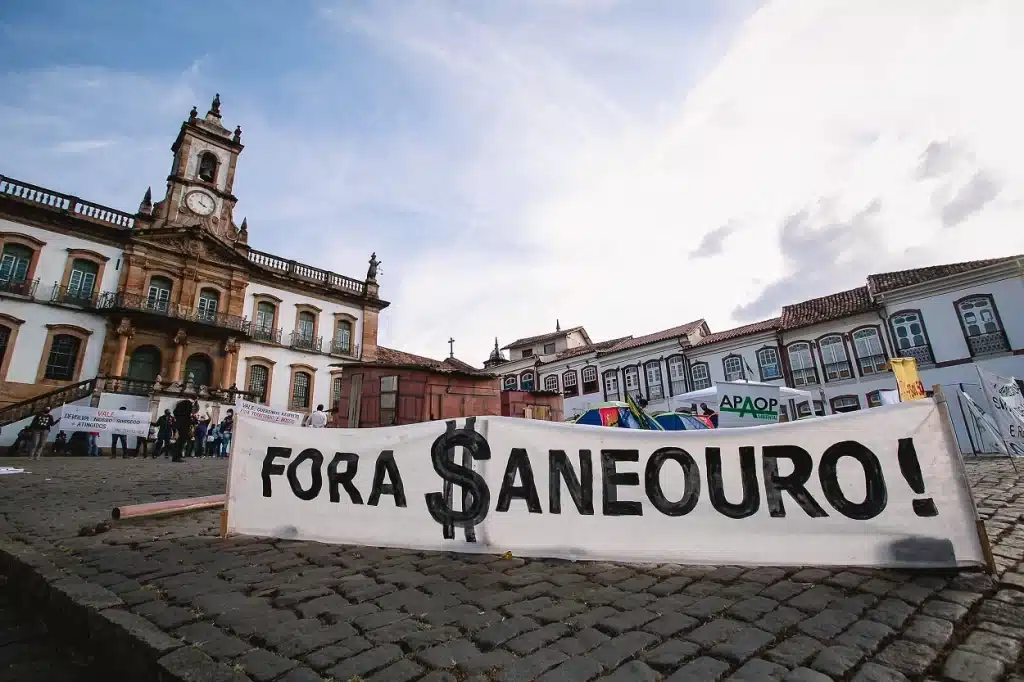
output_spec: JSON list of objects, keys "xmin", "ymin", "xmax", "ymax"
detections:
[{"xmin": 1, "ymin": 457, "xmax": 1024, "ymax": 682}]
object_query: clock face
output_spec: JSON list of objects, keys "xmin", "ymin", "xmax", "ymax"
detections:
[{"xmin": 185, "ymin": 191, "xmax": 215, "ymax": 216}]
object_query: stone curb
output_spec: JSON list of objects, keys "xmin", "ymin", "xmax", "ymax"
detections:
[{"xmin": 0, "ymin": 538, "xmax": 254, "ymax": 682}]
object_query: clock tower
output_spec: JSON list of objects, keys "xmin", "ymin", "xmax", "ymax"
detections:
[{"xmin": 145, "ymin": 94, "xmax": 246, "ymax": 242}]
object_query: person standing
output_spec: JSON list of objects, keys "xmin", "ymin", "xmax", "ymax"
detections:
[
  {"xmin": 87, "ymin": 431, "xmax": 100, "ymax": 457},
  {"xmin": 308, "ymin": 404, "xmax": 328, "ymax": 428},
  {"xmin": 110, "ymin": 406, "xmax": 130, "ymax": 458},
  {"xmin": 28, "ymin": 407, "xmax": 59, "ymax": 460},
  {"xmin": 194, "ymin": 415, "xmax": 209, "ymax": 458},
  {"xmin": 171, "ymin": 400, "xmax": 195, "ymax": 463},
  {"xmin": 218, "ymin": 409, "xmax": 234, "ymax": 458},
  {"xmin": 136, "ymin": 423, "xmax": 154, "ymax": 458},
  {"xmin": 153, "ymin": 410, "xmax": 174, "ymax": 458}
]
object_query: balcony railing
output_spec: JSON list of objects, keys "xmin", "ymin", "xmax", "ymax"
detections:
[
  {"xmin": 289, "ymin": 333, "xmax": 323, "ymax": 353},
  {"xmin": 966, "ymin": 331, "xmax": 1010, "ymax": 357},
  {"xmin": 791, "ymin": 368, "xmax": 818, "ymax": 386},
  {"xmin": 896, "ymin": 344, "xmax": 933, "ymax": 366},
  {"xmin": 857, "ymin": 354, "xmax": 889, "ymax": 375},
  {"xmin": 0, "ymin": 277, "xmax": 38, "ymax": 297},
  {"xmin": 329, "ymin": 339, "xmax": 360, "ymax": 357},
  {"xmin": 49, "ymin": 284, "xmax": 97, "ymax": 308},
  {"xmin": 1, "ymin": 175, "xmax": 136, "ymax": 229},
  {"xmin": 248, "ymin": 248, "xmax": 366, "ymax": 297},
  {"xmin": 96, "ymin": 291, "xmax": 251, "ymax": 334},
  {"xmin": 823, "ymin": 360, "xmax": 853, "ymax": 382},
  {"xmin": 252, "ymin": 326, "xmax": 282, "ymax": 344},
  {"xmin": 100, "ymin": 376, "xmax": 264, "ymax": 404}
]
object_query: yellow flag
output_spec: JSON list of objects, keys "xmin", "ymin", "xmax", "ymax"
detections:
[{"xmin": 890, "ymin": 357, "xmax": 927, "ymax": 401}]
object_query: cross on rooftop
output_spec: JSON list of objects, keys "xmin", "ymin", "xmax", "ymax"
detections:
[{"xmin": 448, "ymin": 337, "xmax": 455, "ymax": 358}]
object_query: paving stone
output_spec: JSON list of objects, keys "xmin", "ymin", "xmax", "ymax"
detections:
[
  {"xmin": 835, "ymin": 619, "xmax": 893, "ymax": 653},
  {"xmin": 497, "ymin": 647, "xmax": 569, "ymax": 682},
  {"xmin": 644, "ymin": 639, "xmax": 700, "ymax": 670},
  {"xmin": 506, "ymin": 623, "xmax": 570, "ymax": 655},
  {"xmin": 902, "ymin": 615, "xmax": 954, "ymax": 649},
  {"xmin": 591, "ymin": 631, "xmax": 658, "ymax": 669},
  {"xmin": 874, "ymin": 639, "xmax": 939, "ymax": 677},
  {"xmin": 920, "ymin": 598, "xmax": 968, "ymax": 623},
  {"xmin": 666, "ymin": 656, "xmax": 731, "ymax": 682},
  {"xmin": 600, "ymin": 660, "xmax": 660, "ymax": 681},
  {"xmin": 958, "ymin": 629, "xmax": 1023, "ymax": 664},
  {"xmin": 157, "ymin": 646, "xmax": 252, "ymax": 682},
  {"xmin": 643, "ymin": 612, "xmax": 698, "ymax": 637},
  {"xmin": 710, "ymin": 625, "xmax": 775, "ymax": 663},
  {"xmin": 415, "ymin": 638, "xmax": 483, "ymax": 668},
  {"xmin": 755, "ymin": 606, "xmax": 807, "ymax": 633},
  {"xmin": 849, "ymin": 662, "xmax": 909, "ymax": 682},
  {"xmin": 727, "ymin": 658, "xmax": 788, "ymax": 680},
  {"xmin": 810, "ymin": 645, "xmax": 863, "ymax": 677},
  {"xmin": 276, "ymin": 667, "xmax": 326, "ymax": 682},
  {"xmin": 729, "ymin": 595, "xmax": 780, "ymax": 621},
  {"xmin": 324, "ymin": 644, "xmax": 403, "ymax": 680},
  {"xmin": 797, "ymin": 609, "xmax": 858, "ymax": 640},
  {"xmin": 941, "ymin": 648, "xmax": 1006, "ymax": 682},
  {"xmin": 233, "ymin": 648, "xmax": 297, "ymax": 682},
  {"xmin": 765, "ymin": 634, "xmax": 823, "ymax": 667},
  {"xmin": 552, "ymin": 628, "xmax": 610, "ymax": 656},
  {"xmin": 783, "ymin": 668, "xmax": 834, "ymax": 682},
  {"xmin": 866, "ymin": 599, "xmax": 915, "ymax": 629},
  {"xmin": 475, "ymin": 616, "xmax": 539, "ymax": 649},
  {"xmin": 176, "ymin": 621, "xmax": 253, "ymax": 660},
  {"xmin": 537, "ymin": 656, "xmax": 604, "ymax": 682}
]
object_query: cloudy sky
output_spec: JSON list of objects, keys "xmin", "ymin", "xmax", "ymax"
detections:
[{"xmin": 2, "ymin": 0, "xmax": 1022, "ymax": 364}]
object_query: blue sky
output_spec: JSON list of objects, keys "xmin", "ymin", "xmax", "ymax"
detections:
[{"xmin": 2, "ymin": 0, "xmax": 1022, "ymax": 363}]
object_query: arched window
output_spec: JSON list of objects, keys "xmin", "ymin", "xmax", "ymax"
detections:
[
  {"xmin": 818, "ymin": 335, "xmax": 852, "ymax": 381},
  {"xmin": 562, "ymin": 369, "xmax": 578, "ymax": 398},
  {"xmin": 249, "ymin": 365, "xmax": 270, "ymax": 402},
  {"xmin": 44, "ymin": 335, "xmax": 81, "ymax": 381},
  {"xmin": 956, "ymin": 295, "xmax": 1008, "ymax": 355},
  {"xmin": 127, "ymin": 346, "xmax": 162, "ymax": 381},
  {"xmin": 543, "ymin": 375, "xmax": 559, "ymax": 392},
  {"xmin": 644, "ymin": 361, "xmax": 664, "ymax": 400},
  {"xmin": 67, "ymin": 259, "xmax": 99, "ymax": 301},
  {"xmin": 197, "ymin": 288, "xmax": 220, "ymax": 322},
  {"xmin": 0, "ymin": 326, "xmax": 10, "ymax": 371},
  {"xmin": 183, "ymin": 353, "xmax": 213, "ymax": 388},
  {"xmin": 291, "ymin": 371, "xmax": 311, "ymax": 409},
  {"xmin": 603, "ymin": 370, "xmax": 620, "ymax": 401},
  {"xmin": 581, "ymin": 366, "xmax": 598, "ymax": 394},
  {"xmin": 667, "ymin": 356, "xmax": 686, "ymax": 394},
  {"xmin": 503, "ymin": 375, "xmax": 518, "ymax": 391},
  {"xmin": 889, "ymin": 310, "xmax": 932, "ymax": 364},
  {"xmin": 297, "ymin": 311, "xmax": 315, "ymax": 343},
  {"xmin": 332, "ymin": 375, "xmax": 343, "ymax": 408},
  {"xmin": 623, "ymin": 366, "xmax": 640, "ymax": 398},
  {"xmin": 197, "ymin": 152, "xmax": 218, "ymax": 183},
  {"xmin": 334, "ymin": 319, "xmax": 353, "ymax": 354},
  {"xmin": 0, "ymin": 243, "xmax": 33, "ymax": 284},
  {"xmin": 520, "ymin": 371, "xmax": 534, "ymax": 392},
  {"xmin": 787, "ymin": 343, "xmax": 817, "ymax": 386},
  {"xmin": 254, "ymin": 301, "xmax": 277, "ymax": 341},
  {"xmin": 852, "ymin": 328, "xmax": 887, "ymax": 375},
  {"xmin": 690, "ymin": 362, "xmax": 711, "ymax": 391},
  {"xmin": 722, "ymin": 355, "xmax": 744, "ymax": 381},
  {"xmin": 756, "ymin": 347, "xmax": 781, "ymax": 381},
  {"xmin": 147, "ymin": 276, "xmax": 172, "ymax": 312}
]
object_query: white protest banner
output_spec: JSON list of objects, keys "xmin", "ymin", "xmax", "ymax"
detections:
[
  {"xmin": 959, "ymin": 391, "xmax": 1009, "ymax": 455},
  {"xmin": 235, "ymin": 399, "xmax": 304, "ymax": 426},
  {"xmin": 978, "ymin": 367, "xmax": 1024, "ymax": 456},
  {"xmin": 717, "ymin": 381, "xmax": 781, "ymax": 428},
  {"xmin": 227, "ymin": 399, "xmax": 985, "ymax": 568},
  {"xmin": 59, "ymin": 405, "xmax": 150, "ymax": 437}
]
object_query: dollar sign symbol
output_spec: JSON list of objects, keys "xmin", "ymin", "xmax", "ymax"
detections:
[{"xmin": 425, "ymin": 417, "xmax": 491, "ymax": 541}]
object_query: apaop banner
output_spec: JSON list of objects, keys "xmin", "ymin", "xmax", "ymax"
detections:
[
  {"xmin": 235, "ymin": 399, "xmax": 304, "ymax": 426},
  {"xmin": 717, "ymin": 382, "xmax": 781, "ymax": 428},
  {"xmin": 226, "ymin": 400, "xmax": 985, "ymax": 568},
  {"xmin": 59, "ymin": 405, "xmax": 150, "ymax": 437},
  {"xmin": 978, "ymin": 368, "xmax": 1024, "ymax": 456}
]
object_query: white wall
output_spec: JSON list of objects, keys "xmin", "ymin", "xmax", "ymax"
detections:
[
  {"xmin": 236, "ymin": 280, "xmax": 364, "ymax": 412},
  {"xmin": 1, "ymin": 299, "xmax": 109, "ymax": 384}
]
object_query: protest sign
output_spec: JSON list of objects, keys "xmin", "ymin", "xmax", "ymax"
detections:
[
  {"xmin": 891, "ymin": 358, "xmax": 927, "ymax": 401},
  {"xmin": 717, "ymin": 382, "xmax": 781, "ymax": 428},
  {"xmin": 235, "ymin": 400, "xmax": 304, "ymax": 426},
  {"xmin": 59, "ymin": 405, "xmax": 150, "ymax": 437},
  {"xmin": 978, "ymin": 368, "xmax": 1024, "ymax": 456},
  {"xmin": 226, "ymin": 399, "xmax": 985, "ymax": 568},
  {"xmin": 959, "ymin": 391, "xmax": 1009, "ymax": 456}
]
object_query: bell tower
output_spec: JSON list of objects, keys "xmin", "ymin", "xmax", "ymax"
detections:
[{"xmin": 147, "ymin": 94, "xmax": 246, "ymax": 242}]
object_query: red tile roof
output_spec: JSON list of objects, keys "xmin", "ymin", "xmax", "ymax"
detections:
[
  {"xmin": 347, "ymin": 347, "xmax": 494, "ymax": 377},
  {"xmin": 501, "ymin": 326, "xmax": 590, "ymax": 350},
  {"xmin": 867, "ymin": 256, "xmax": 1020, "ymax": 295},
  {"xmin": 693, "ymin": 318, "xmax": 781, "ymax": 347},
  {"xmin": 780, "ymin": 286, "xmax": 876, "ymax": 331},
  {"xmin": 542, "ymin": 336, "xmax": 633, "ymax": 364},
  {"xmin": 598, "ymin": 320, "xmax": 705, "ymax": 355}
]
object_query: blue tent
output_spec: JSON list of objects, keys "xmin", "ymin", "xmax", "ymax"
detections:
[
  {"xmin": 652, "ymin": 412, "xmax": 711, "ymax": 431},
  {"xmin": 571, "ymin": 402, "xmax": 664, "ymax": 430}
]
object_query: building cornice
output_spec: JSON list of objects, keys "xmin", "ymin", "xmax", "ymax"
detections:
[{"xmin": 871, "ymin": 259, "xmax": 1024, "ymax": 306}]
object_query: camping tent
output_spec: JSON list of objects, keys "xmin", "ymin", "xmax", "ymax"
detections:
[{"xmin": 671, "ymin": 380, "xmax": 814, "ymax": 408}]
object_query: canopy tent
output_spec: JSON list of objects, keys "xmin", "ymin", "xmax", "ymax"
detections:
[{"xmin": 670, "ymin": 380, "xmax": 814, "ymax": 407}]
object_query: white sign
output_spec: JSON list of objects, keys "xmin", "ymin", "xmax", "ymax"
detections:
[
  {"xmin": 226, "ymin": 400, "xmax": 985, "ymax": 569},
  {"xmin": 717, "ymin": 381, "xmax": 781, "ymax": 428},
  {"xmin": 59, "ymin": 405, "xmax": 150, "ymax": 437},
  {"xmin": 235, "ymin": 400, "xmax": 304, "ymax": 426},
  {"xmin": 959, "ymin": 391, "xmax": 1009, "ymax": 456},
  {"xmin": 978, "ymin": 368, "xmax": 1024, "ymax": 456}
]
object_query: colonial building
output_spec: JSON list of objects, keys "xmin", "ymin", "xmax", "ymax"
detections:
[
  {"xmin": 493, "ymin": 255, "xmax": 1024, "ymax": 453},
  {"xmin": 0, "ymin": 95, "xmax": 388, "ymax": 449}
]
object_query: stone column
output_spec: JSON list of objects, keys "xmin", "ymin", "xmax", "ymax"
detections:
[
  {"xmin": 221, "ymin": 337, "xmax": 240, "ymax": 390},
  {"xmin": 170, "ymin": 329, "xmax": 187, "ymax": 382},
  {"xmin": 112, "ymin": 318, "xmax": 134, "ymax": 376}
]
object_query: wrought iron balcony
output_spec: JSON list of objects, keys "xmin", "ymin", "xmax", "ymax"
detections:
[
  {"xmin": 0, "ymin": 277, "xmax": 38, "ymax": 297},
  {"xmin": 251, "ymin": 326, "xmax": 282, "ymax": 344},
  {"xmin": 96, "ymin": 291, "xmax": 251, "ymax": 334},
  {"xmin": 896, "ymin": 344, "xmax": 933, "ymax": 366},
  {"xmin": 329, "ymin": 338, "xmax": 360, "ymax": 357},
  {"xmin": 966, "ymin": 331, "xmax": 1010, "ymax": 357},
  {"xmin": 289, "ymin": 333, "xmax": 323, "ymax": 353},
  {"xmin": 49, "ymin": 284, "xmax": 97, "ymax": 308},
  {"xmin": 823, "ymin": 360, "xmax": 853, "ymax": 382}
]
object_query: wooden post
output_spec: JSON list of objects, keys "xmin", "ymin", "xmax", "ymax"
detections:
[{"xmin": 933, "ymin": 384, "xmax": 996, "ymax": 573}]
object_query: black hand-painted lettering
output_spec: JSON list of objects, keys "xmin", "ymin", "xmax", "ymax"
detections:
[
  {"xmin": 368, "ymin": 450, "xmax": 407, "ymax": 507},
  {"xmin": 425, "ymin": 421, "xmax": 492, "ymax": 529},
  {"xmin": 644, "ymin": 447, "xmax": 700, "ymax": 517},
  {"xmin": 897, "ymin": 437, "xmax": 937, "ymax": 517},
  {"xmin": 549, "ymin": 449, "xmax": 594, "ymax": 515},
  {"xmin": 261, "ymin": 447, "xmax": 290, "ymax": 497},
  {"xmin": 705, "ymin": 446, "xmax": 760, "ymax": 519},
  {"xmin": 496, "ymin": 448, "xmax": 542, "ymax": 513},
  {"xmin": 762, "ymin": 445, "xmax": 827, "ymax": 518},
  {"xmin": 287, "ymin": 449, "xmax": 324, "ymax": 501},
  {"xmin": 327, "ymin": 453, "xmax": 363, "ymax": 504},
  {"xmin": 601, "ymin": 450, "xmax": 642, "ymax": 516},
  {"xmin": 819, "ymin": 440, "xmax": 887, "ymax": 520}
]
